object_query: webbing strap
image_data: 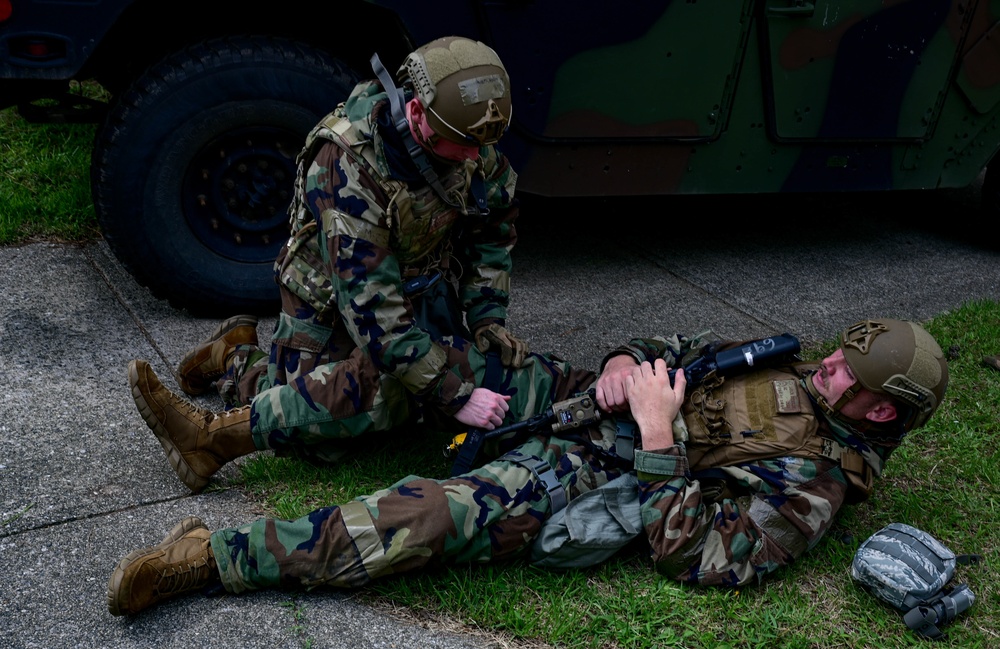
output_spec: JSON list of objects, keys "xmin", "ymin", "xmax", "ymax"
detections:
[
  {"xmin": 904, "ymin": 604, "xmax": 946, "ymax": 639},
  {"xmin": 500, "ymin": 449, "xmax": 567, "ymax": 513},
  {"xmin": 614, "ymin": 419, "xmax": 637, "ymax": 462},
  {"xmin": 820, "ymin": 438, "xmax": 865, "ymax": 473}
]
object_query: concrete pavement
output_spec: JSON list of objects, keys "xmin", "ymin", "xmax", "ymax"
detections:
[{"xmin": 1, "ymin": 189, "xmax": 998, "ymax": 648}]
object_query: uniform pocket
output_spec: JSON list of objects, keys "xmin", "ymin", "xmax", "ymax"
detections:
[
  {"xmin": 272, "ymin": 311, "xmax": 334, "ymax": 354},
  {"xmin": 276, "ymin": 222, "xmax": 338, "ymax": 322}
]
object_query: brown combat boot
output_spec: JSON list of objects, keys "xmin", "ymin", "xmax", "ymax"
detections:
[
  {"xmin": 129, "ymin": 359, "xmax": 258, "ymax": 493},
  {"xmin": 175, "ymin": 315, "xmax": 259, "ymax": 395},
  {"xmin": 107, "ymin": 515, "xmax": 219, "ymax": 616}
]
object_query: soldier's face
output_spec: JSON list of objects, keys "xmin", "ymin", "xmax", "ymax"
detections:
[
  {"xmin": 813, "ymin": 348, "xmax": 889, "ymax": 420},
  {"xmin": 812, "ymin": 349, "xmax": 858, "ymax": 404},
  {"xmin": 406, "ymin": 99, "xmax": 481, "ymax": 162}
]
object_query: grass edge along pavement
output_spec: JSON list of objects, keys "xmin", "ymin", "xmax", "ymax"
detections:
[{"xmin": 237, "ymin": 300, "xmax": 999, "ymax": 649}]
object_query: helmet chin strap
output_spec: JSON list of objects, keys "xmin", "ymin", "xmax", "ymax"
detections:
[
  {"xmin": 803, "ymin": 371, "xmax": 867, "ymax": 428},
  {"xmin": 805, "ymin": 371, "xmax": 910, "ymax": 445}
]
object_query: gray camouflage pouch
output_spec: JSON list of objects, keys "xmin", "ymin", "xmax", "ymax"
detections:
[{"xmin": 851, "ymin": 523, "xmax": 982, "ymax": 639}]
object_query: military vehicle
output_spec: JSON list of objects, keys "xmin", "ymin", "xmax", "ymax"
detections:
[{"xmin": 2, "ymin": 0, "xmax": 998, "ymax": 315}]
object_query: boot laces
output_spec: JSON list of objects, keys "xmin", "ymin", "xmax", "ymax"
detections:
[
  {"xmin": 215, "ymin": 406, "xmax": 249, "ymax": 423},
  {"xmin": 156, "ymin": 555, "xmax": 214, "ymax": 595},
  {"xmin": 166, "ymin": 393, "xmax": 214, "ymax": 425}
]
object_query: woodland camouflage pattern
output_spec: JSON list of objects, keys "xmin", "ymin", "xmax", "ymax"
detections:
[
  {"xmin": 217, "ymin": 78, "xmax": 519, "ymax": 453},
  {"xmin": 210, "ymin": 334, "xmax": 895, "ymax": 591}
]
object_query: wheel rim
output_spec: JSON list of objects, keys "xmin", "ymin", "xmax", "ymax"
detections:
[{"xmin": 182, "ymin": 125, "xmax": 298, "ymax": 263}]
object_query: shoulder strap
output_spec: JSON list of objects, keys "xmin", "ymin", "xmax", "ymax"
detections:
[
  {"xmin": 614, "ymin": 419, "xmax": 637, "ymax": 463},
  {"xmin": 370, "ymin": 54, "xmax": 488, "ymax": 216},
  {"xmin": 820, "ymin": 438, "xmax": 874, "ymax": 501}
]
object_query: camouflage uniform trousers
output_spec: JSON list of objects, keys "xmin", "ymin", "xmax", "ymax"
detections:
[
  {"xmin": 217, "ymin": 339, "xmax": 411, "ymax": 461},
  {"xmin": 210, "ymin": 426, "xmax": 626, "ymax": 593},
  {"xmin": 216, "ymin": 331, "xmax": 591, "ymax": 460},
  {"xmin": 207, "ymin": 341, "xmax": 607, "ymax": 591}
]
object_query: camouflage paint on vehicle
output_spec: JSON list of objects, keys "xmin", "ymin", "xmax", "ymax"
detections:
[{"xmin": 462, "ymin": 0, "xmax": 1000, "ymax": 197}]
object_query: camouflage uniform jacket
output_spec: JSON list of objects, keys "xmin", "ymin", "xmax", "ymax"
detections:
[
  {"xmin": 277, "ymin": 80, "xmax": 519, "ymax": 415},
  {"xmin": 611, "ymin": 336, "xmax": 893, "ymax": 587}
]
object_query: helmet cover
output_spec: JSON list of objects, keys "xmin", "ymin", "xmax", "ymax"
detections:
[
  {"xmin": 398, "ymin": 36, "xmax": 511, "ymax": 146},
  {"xmin": 840, "ymin": 319, "xmax": 948, "ymax": 431}
]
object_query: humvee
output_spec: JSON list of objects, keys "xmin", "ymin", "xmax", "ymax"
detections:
[{"xmin": 2, "ymin": 0, "xmax": 998, "ymax": 314}]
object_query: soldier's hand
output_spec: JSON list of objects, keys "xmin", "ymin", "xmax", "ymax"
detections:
[
  {"xmin": 596, "ymin": 354, "xmax": 639, "ymax": 412},
  {"xmin": 474, "ymin": 323, "xmax": 529, "ymax": 368},
  {"xmin": 454, "ymin": 388, "xmax": 511, "ymax": 430},
  {"xmin": 625, "ymin": 359, "xmax": 685, "ymax": 450}
]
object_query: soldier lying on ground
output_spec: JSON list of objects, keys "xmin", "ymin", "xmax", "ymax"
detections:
[{"xmin": 108, "ymin": 318, "xmax": 948, "ymax": 616}]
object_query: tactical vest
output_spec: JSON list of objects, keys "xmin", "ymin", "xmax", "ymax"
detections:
[
  {"xmin": 680, "ymin": 364, "xmax": 875, "ymax": 502},
  {"xmin": 277, "ymin": 106, "xmax": 481, "ymax": 323}
]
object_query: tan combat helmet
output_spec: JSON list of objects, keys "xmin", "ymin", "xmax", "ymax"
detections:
[
  {"xmin": 840, "ymin": 318, "xmax": 949, "ymax": 434},
  {"xmin": 398, "ymin": 35, "xmax": 511, "ymax": 146}
]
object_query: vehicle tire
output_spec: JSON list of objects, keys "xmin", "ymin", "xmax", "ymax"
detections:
[{"xmin": 92, "ymin": 36, "xmax": 359, "ymax": 315}]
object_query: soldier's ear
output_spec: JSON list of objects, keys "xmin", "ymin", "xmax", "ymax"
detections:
[
  {"xmin": 865, "ymin": 400, "xmax": 897, "ymax": 423},
  {"xmin": 406, "ymin": 97, "xmax": 426, "ymax": 123}
]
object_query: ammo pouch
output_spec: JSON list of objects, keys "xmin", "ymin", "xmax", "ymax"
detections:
[
  {"xmin": 403, "ymin": 272, "xmax": 471, "ymax": 340},
  {"xmin": 529, "ymin": 472, "xmax": 643, "ymax": 570},
  {"xmin": 276, "ymin": 221, "xmax": 339, "ymax": 324},
  {"xmin": 681, "ymin": 368, "xmax": 819, "ymax": 470},
  {"xmin": 851, "ymin": 523, "xmax": 982, "ymax": 639}
]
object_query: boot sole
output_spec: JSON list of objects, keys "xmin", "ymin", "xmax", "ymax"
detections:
[
  {"xmin": 129, "ymin": 360, "xmax": 211, "ymax": 494},
  {"xmin": 107, "ymin": 516, "xmax": 206, "ymax": 616},
  {"xmin": 176, "ymin": 315, "xmax": 259, "ymax": 396}
]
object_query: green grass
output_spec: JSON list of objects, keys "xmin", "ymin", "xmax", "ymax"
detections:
[
  {"xmin": 0, "ymin": 101, "xmax": 100, "ymax": 244},
  {"xmin": 239, "ymin": 301, "xmax": 1000, "ymax": 649}
]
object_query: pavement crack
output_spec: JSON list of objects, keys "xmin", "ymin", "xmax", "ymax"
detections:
[
  {"xmin": 0, "ymin": 492, "xmax": 223, "ymax": 538},
  {"xmin": 83, "ymin": 243, "xmax": 174, "ymax": 370}
]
